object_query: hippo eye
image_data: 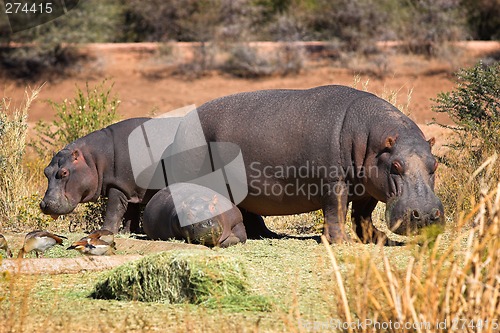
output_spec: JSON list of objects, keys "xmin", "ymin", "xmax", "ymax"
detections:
[
  {"xmin": 56, "ymin": 168, "xmax": 69, "ymax": 179},
  {"xmin": 391, "ymin": 160, "xmax": 404, "ymax": 175}
]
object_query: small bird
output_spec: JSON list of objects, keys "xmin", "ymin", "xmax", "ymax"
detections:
[
  {"xmin": 86, "ymin": 229, "xmax": 115, "ymax": 248},
  {"xmin": 0, "ymin": 234, "xmax": 13, "ymax": 258},
  {"xmin": 17, "ymin": 230, "xmax": 67, "ymax": 258},
  {"xmin": 68, "ymin": 229, "xmax": 115, "ymax": 248},
  {"xmin": 67, "ymin": 238, "xmax": 115, "ymax": 256},
  {"xmin": 67, "ymin": 229, "xmax": 115, "ymax": 256}
]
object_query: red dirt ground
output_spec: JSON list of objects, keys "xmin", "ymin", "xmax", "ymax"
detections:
[{"xmin": 2, "ymin": 41, "xmax": 499, "ymax": 150}]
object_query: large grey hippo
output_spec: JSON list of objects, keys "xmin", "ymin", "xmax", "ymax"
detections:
[
  {"xmin": 195, "ymin": 85, "xmax": 444, "ymax": 243},
  {"xmin": 41, "ymin": 85, "xmax": 444, "ymax": 243},
  {"xmin": 143, "ymin": 183, "xmax": 247, "ymax": 247}
]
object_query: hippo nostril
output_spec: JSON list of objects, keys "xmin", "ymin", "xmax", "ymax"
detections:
[
  {"xmin": 411, "ymin": 210, "xmax": 421, "ymax": 220},
  {"xmin": 40, "ymin": 200, "xmax": 47, "ymax": 211},
  {"xmin": 431, "ymin": 208, "xmax": 441, "ymax": 221}
]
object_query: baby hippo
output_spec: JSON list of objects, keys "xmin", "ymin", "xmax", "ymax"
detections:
[{"xmin": 143, "ymin": 183, "xmax": 247, "ymax": 247}]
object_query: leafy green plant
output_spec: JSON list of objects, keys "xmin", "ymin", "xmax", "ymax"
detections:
[
  {"xmin": 32, "ymin": 80, "xmax": 120, "ymax": 158},
  {"xmin": 433, "ymin": 62, "xmax": 500, "ymax": 153},
  {"xmin": 68, "ymin": 197, "xmax": 107, "ymax": 233},
  {"xmin": 433, "ymin": 62, "xmax": 500, "ymax": 216}
]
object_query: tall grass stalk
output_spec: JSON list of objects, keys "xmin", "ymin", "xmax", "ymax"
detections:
[
  {"xmin": 0, "ymin": 87, "xmax": 41, "ymax": 229},
  {"xmin": 326, "ymin": 157, "xmax": 500, "ymax": 332}
]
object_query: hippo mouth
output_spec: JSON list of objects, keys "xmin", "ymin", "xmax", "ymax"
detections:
[
  {"xmin": 385, "ymin": 197, "xmax": 445, "ymax": 236},
  {"xmin": 40, "ymin": 196, "xmax": 79, "ymax": 217}
]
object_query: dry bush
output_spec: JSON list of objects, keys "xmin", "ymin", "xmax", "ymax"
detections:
[
  {"xmin": 299, "ymin": 0, "xmax": 389, "ymax": 53},
  {"xmin": 265, "ymin": 210, "xmax": 324, "ymax": 235},
  {"xmin": 222, "ymin": 44, "xmax": 274, "ymax": 78},
  {"xmin": 173, "ymin": 42, "xmax": 219, "ymax": 78},
  {"xmin": 399, "ymin": 0, "xmax": 466, "ymax": 57},
  {"xmin": 222, "ymin": 42, "xmax": 304, "ymax": 78},
  {"xmin": 0, "ymin": 87, "xmax": 55, "ymax": 232},
  {"xmin": 276, "ymin": 42, "xmax": 305, "ymax": 75}
]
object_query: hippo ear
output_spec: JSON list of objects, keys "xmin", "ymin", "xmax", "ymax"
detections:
[
  {"xmin": 71, "ymin": 149, "xmax": 82, "ymax": 162},
  {"xmin": 428, "ymin": 137, "xmax": 436, "ymax": 148},
  {"xmin": 384, "ymin": 136, "xmax": 397, "ymax": 149},
  {"xmin": 208, "ymin": 196, "xmax": 218, "ymax": 214}
]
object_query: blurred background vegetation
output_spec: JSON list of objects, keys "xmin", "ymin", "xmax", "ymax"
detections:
[
  {"xmin": 0, "ymin": 0, "xmax": 499, "ymax": 79},
  {"xmin": 1, "ymin": 0, "xmax": 498, "ymax": 44}
]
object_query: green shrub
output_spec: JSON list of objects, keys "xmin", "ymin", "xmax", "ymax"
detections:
[
  {"xmin": 32, "ymin": 80, "xmax": 120, "ymax": 158},
  {"xmin": 433, "ymin": 62, "xmax": 500, "ymax": 216},
  {"xmin": 433, "ymin": 62, "xmax": 500, "ymax": 154},
  {"xmin": 68, "ymin": 197, "xmax": 107, "ymax": 233}
]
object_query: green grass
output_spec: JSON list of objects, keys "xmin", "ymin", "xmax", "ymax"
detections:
[
  {"xmin": 91, "ymin": 250, "xmax": 274, "ymax": 312},
  {"xmin": 0, "ymin": 236, "xmax": 428, "ymax": 333}
]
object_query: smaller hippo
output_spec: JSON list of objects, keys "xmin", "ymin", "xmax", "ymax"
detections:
[{"xmin": 143, "ymin": 183, "xmax": 247, "ymax": 247}]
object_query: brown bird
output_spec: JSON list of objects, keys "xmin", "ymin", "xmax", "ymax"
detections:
[
  {"xmin": 68, "ymin": 229, "xmax": 115, "ymax": 249},
  {"xmin": 17, "ymin": 230, "xmax": 67, "ymax": 258},
  {"xmin": 0, "ymin": 234, "xmax": 13, "ymax": 258},
  {"xmin": 86, "ymin": 229, "xmax": 115, "ymax": 248},
  {"xmin": 67, "ymin": 229, "xmax": 115, "ymax": 256},
  {"xmin": 67, "ymin": 238, "xmax": 114, "ymax": 256}
]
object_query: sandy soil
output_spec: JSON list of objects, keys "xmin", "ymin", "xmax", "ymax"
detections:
[
  {"xmin": 2, "ymin": 41, "xmax": 499, "ymax": 149},
  {"xmin": 0, "ymin": 237, "xmax": 208, "ymax": 274}
]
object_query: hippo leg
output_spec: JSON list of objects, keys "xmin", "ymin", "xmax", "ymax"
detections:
[
  {"xmin": 240, "ymin": 209, "xmax": 280, "ymax": 239},
  {"xmin": 352, "ymin": 198, "xmax": 386, "ymax": 244},
  {"xmin": 219, "ymin": 221, "xmax": 247, "ymax": 248},
  {"xmin": 102, "ymin": 188, "xmax": 129, "ymax": 234},
  {"xmin": 123, "ymin": 204, "xmax": 142, "ymax": 234},
  {"xmin": 322, "ymin": 181, "xmax": 350, "ymax": 243}
]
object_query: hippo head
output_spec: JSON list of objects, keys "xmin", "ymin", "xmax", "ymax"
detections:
[
  {"xmin": 367, "ymin": 134, "xmax": 445, "ymax": 235},
  {"xmin": 178, "ymin": 194, "xmax": 223, "ymax": 245},
  {"xmin": 40, "ymin": 149, "xmax": 98, "ymax": 218},
  {"xmin": 178, "ymin": 194, "xmax": 220, "ymax": 228}
]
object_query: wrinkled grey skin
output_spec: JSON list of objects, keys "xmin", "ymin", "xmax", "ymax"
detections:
[
  {"xmin": 40, "ymin": 118, "xmax": 274, "ymax": 237},
  {"xmin": 41, "ymin": 85, "xmax": 444, "ymax": 242},
  {"xmin": 143, "ymin": 183, "xmax": 247, "ymax": 247},
  {"xmin": 197, "ymin": 85, "xmax": 444, "ymax": 243},
  {"xmin": 40, "ymin": 118, "xmax": 155, "ymax": 233}
]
